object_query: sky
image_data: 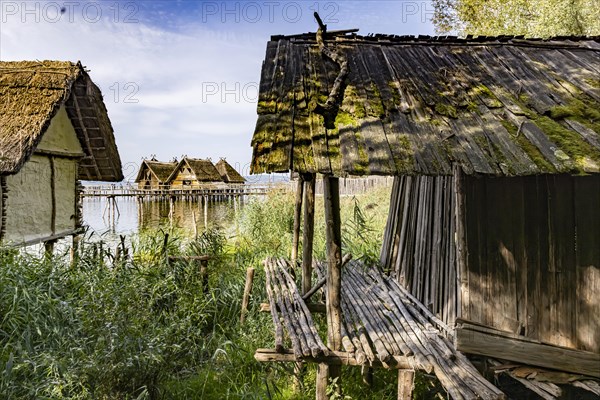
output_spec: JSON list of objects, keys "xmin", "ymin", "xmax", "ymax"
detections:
[{"xmin": 0, "ymin": 0, "xmax": 435, "ymax": 181}]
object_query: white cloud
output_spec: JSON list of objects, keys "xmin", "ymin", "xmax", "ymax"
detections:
[{"xmin": 0, "ymin": 7, "xmax": 264, "ymax": 176}]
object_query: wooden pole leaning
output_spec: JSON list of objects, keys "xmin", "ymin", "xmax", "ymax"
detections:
[
  {"xmin": 291, "ymin": 177, "xmax": 304, "ymax": 265},
  {"xmin": 301, "ymin": 174, "xmax": 316, "ymax": 295}
]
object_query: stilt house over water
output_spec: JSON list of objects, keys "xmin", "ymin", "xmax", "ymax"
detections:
[
  {"xmin": 135, "ymin": 158, "xmax": 178, "ymax": 189},
  {"xmin": 0, "ymin": 61, "xmax": 123, "ymax": 246},
  {"xmin": 167, "ymin": 156, "xmax": 223, "ymax": 189},
  {"xmin": 215, "ymin": 158, "xmax": 246, "ymax": 183},
  {"xmin": 251, "ymin": 25, "xmax": 599, "ymax": 399}
]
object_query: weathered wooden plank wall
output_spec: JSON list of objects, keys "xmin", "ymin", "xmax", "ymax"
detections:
[
  {"xmin": 380, "ymin": 175, "xmax": 458, "ymax": 326},
  {"xmin": 463, "ymin": 174, "xmax": 599, "ymax": 352}
]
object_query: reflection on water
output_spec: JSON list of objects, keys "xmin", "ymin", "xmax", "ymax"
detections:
[{"xmin": 82, "ymin": 197, "xmax": 238, "ymax": 240}]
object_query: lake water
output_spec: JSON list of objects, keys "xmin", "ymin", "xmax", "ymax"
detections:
[{"xmin": 82, "ymin": 196, "xmax": 240, "ymax": 241}]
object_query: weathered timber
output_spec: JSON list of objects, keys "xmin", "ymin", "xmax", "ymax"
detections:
[
  {"xmin": 302, "ymin": 254, "xmax": 351, "ymax": 301},
  {"xmin": 254, "ymin": 349, "xmax": 412, "ymax": 368},
  {"xmin": 240, "ymin": 267, "xmax": 255, "ymax": 324},
  {"xmin": 455, "ymin": 326, "xmax": 600, "ymax": 378},
  {"xmin": 263, "ymin": 264, "xmax": 286, "ymax": 353},
  {"xmin": 291, "ymin": 178, "xmax": 304, "ymax": 264},
  {"xmin": 323, "ymin": 176, "xmax": 342, "ymax": 352},
  {"xmin": 301, "ymin": 175, "xmax": 315, "ymax": 294},
  {"xmin": 397, "ymin": 369, "xmax": 415, "ymax": 400}
]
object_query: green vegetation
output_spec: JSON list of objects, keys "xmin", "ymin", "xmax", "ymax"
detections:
[
  {"xmin": 432, "ymin": 0, "xmax": 600, "ymax": 37},
  {"xmin": 0, "ymin": 187, "xmax": 445, "ymax": 399}
]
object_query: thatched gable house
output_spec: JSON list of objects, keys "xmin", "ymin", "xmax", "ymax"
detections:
[
  {"xmin": 167, "ymin": 157, "xmax": 223, "ymax": 188},
  {"xmin": 0, "ymin": 61, "xmax": 122, "ymax": 245},
  {"xmin": 134, "ymin": 158, "xmax": 178, "ymax": 189},
  {"xmin": 251, "ymin": 30, "xmax": 600, "ymax": 395},
  {"xmin": 215, "ymin": 158, "xmax": 246, "ymax": 183}
]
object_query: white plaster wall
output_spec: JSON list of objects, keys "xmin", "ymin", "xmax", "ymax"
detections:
[
  {"xmin": 36, "ymin": 106, "xmax": 84, "ymax": 155},
  {"xmin": 4, "ymin": 155, "xmax": 53, "ymax": 244},
  {"xmin": 3, "ymin": 107, "xmax": 83, "ymax": 245},
  {"xmin": 54, "ymin": 157, "xmax": 78, "ymax": 234}
]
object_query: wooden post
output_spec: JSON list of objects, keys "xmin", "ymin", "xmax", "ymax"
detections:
[
  {"xmin": 44, "ymin": 239, "xmax": 56, "ymax": 259},
  {"xmin": 397, "ymin": 369, "xmax": 414, "ymax": 400},
  {"xmin": 70, "ymin": 234, "xmax": 80, "ymax": 268},
  {"xmin": 302, "ymin": 174, "xmax": 316, "ymax": 295},
  {"xmin": 240, "ymin": 267, "xmax": 255, "ymax": 323},
  {"xmin": 291, "ymin": 177, "xmax": 304, "ymax": 265},
  {"xmin": 316, "ymin": 364, "xmax": 329, "ymax": 400},
  {"xmin": 322, "ymin": 175, "xmax": 342, "ymax": 396}
]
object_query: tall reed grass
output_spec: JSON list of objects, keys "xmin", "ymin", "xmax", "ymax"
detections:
[{"xmin": 1, "ymin": 185, "xmax": 443, "ymax": 399}]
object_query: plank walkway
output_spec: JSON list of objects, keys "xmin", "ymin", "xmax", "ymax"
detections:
[
  {"xmin": 259, "ymin": 258, "xmax": 505, "ymax": 399},
  {"xmin": 81, "ymin": 183, "xmax": 285, "ymax": 198}
]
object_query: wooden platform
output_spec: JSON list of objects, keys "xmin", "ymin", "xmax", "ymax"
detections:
[{"xmin": 258, "ymin": 258, "xmax": 505, "ymax": 399}]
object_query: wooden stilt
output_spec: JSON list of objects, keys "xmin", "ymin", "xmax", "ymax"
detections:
[
  {"xmin": 291, "ymin": 177, "xmax": 304, "ymax": 265},
  {"xmin": 44, "ymin": 239, "xmax": 56, "ymax": 258},
  {"xmin": 397, "ymin": 369, "xmax": 414, "ymax": 400},
  {"xmin": 316, "ymin": 364, "xmax": 329, "ymax": 400},
  {"xmin": 323, "ymin": 176, "xmax": 343, "ymax": 396},
  {"xmin": 302, "ymin": 174, "xmax": 316, "ymax": 295}
]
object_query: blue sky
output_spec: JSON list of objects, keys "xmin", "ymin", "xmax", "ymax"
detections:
[{"xmin": 0, "ymin": 0, "xmax": 435, "ymax": 180}]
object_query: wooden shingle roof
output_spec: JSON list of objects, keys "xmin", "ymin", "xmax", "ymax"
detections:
[
  {"xmin": 0, "ymin": 60, "xmax": 123, "ymax": 181},
  {"xmin": 251, "ymin": 34, "xmax": 600, "ymax": 176}
]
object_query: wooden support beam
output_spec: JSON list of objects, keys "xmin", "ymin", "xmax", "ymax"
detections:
[
  {"xmin": 302, "ymin": 174, "xmax": 316, "ymax": 295},
  {"xmin": 455, "ymin": 326, "xmax": 600, "ymax": 378},
  {"xmin": 254, "ymin": 349, "xmax": 413, "ymax": 369},
  {"xmin": 323, "ymin": 175, "xmax": 342, "ymax": 399},
  {"xmin": 291, "ymin": 178, "xmax": 304, "ymax": 264},
  {"xmin": 397, "ymin": 369, "xmax": 415, "ymax": 400},
  {"xmin": 324, "ymin": 176, "xmax": 342, "ymax": 351}
]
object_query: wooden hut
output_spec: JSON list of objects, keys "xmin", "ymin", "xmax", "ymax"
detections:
[
  {"xmin": 0, "ymin": 61, "xmax": 123, "ymax": 246},
  {"xmin": 251, "ymin": 24, "xmax": 599, "ymax": 399},
  {"xmin": 134, "ymin": 158, "xmax": 178, "ymax": 189},
  {"xmin": 167, "ymin": 156, "xmax": 223, "ymax": 189},
  {"xmin": 215, "ymin": 158, "xmax": 246, "ymax": 183}
]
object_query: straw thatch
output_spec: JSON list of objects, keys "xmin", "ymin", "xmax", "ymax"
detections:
[
  {"xmin": 134, "ymin": 159, "xmax": 178, "ymax": 184},
  {"xmin": 251, "ymin": 34, "xmax": 600, "ymax": 177},
  {"xmin": 215, "ymin": 158, "xmax": 246, "ymax": 183},
  {"xmin": 167, "ymin": 157, "xmax": 223, "ymax": 183},
  {"xmin": 0, "ymin": 60, "xmax": 123, "ymax": 181}
]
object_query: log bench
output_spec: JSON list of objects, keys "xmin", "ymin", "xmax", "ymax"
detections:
[{"xmin": 256, "ymin": 258, "xmax": 506, "ymax": 400}]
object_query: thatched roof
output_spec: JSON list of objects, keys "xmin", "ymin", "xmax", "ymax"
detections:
[
  {"xmin": 251, "ymin": 34, "xmax": 600, "ymax": 177},
  {"xmin": 0, "ymin": 60, "xmax": 123, "ymax": 181},
  {"xmin": 216, "ymin": 158, "xmax": 246, "ymax": 183},
  {"xmin": 134, "ymin": 159, "xmax": 178, "ymax": 183},
  {"xmin": 167, "ymin": 157, "xmax": 223, "ymax": 182}
]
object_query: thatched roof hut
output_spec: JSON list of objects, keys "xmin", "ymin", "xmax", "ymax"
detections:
[
  {"xmin": 0, "ymin": 61, "xmax": 123, "ymax": 181},
  {"xmin": 215, "ymin": 158, "xmax": 246, "ymax": 183},
  {"xmin": 167, "ymin": 156, "xmax": 223, "ymax": 187},
  {"xmin": 134, "ymin": 158, "xmax": 178, "ymax": 189},
  {"xmin": 250, "ymin": 30, "xmax": 600, "ymax": 396},
  {"xmin": 0, "ymin": 60, "xmax": 123, "ymax": 245}
]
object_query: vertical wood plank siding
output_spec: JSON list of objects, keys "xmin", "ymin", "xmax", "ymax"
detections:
[
  {"xmin": 381, "ymin": 175, "xmax": 458, "ymax": 326},
  {"xmin": 382, "ymin": 174, "xmax": 599, "ymax": 353}
]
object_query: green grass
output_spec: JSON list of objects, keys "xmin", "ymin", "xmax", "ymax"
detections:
[{"xmin": 1, "ymin": 185, "xmax": 446, "ymax": 399}]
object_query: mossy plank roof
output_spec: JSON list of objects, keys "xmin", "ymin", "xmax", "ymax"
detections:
[
  {"xmin": 0, "ymin": 61, "xmax": 123, "ymax": 181},
  {"xmin": 251, "ymin": 34, "xmax": 600, "ymax": 176}
]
